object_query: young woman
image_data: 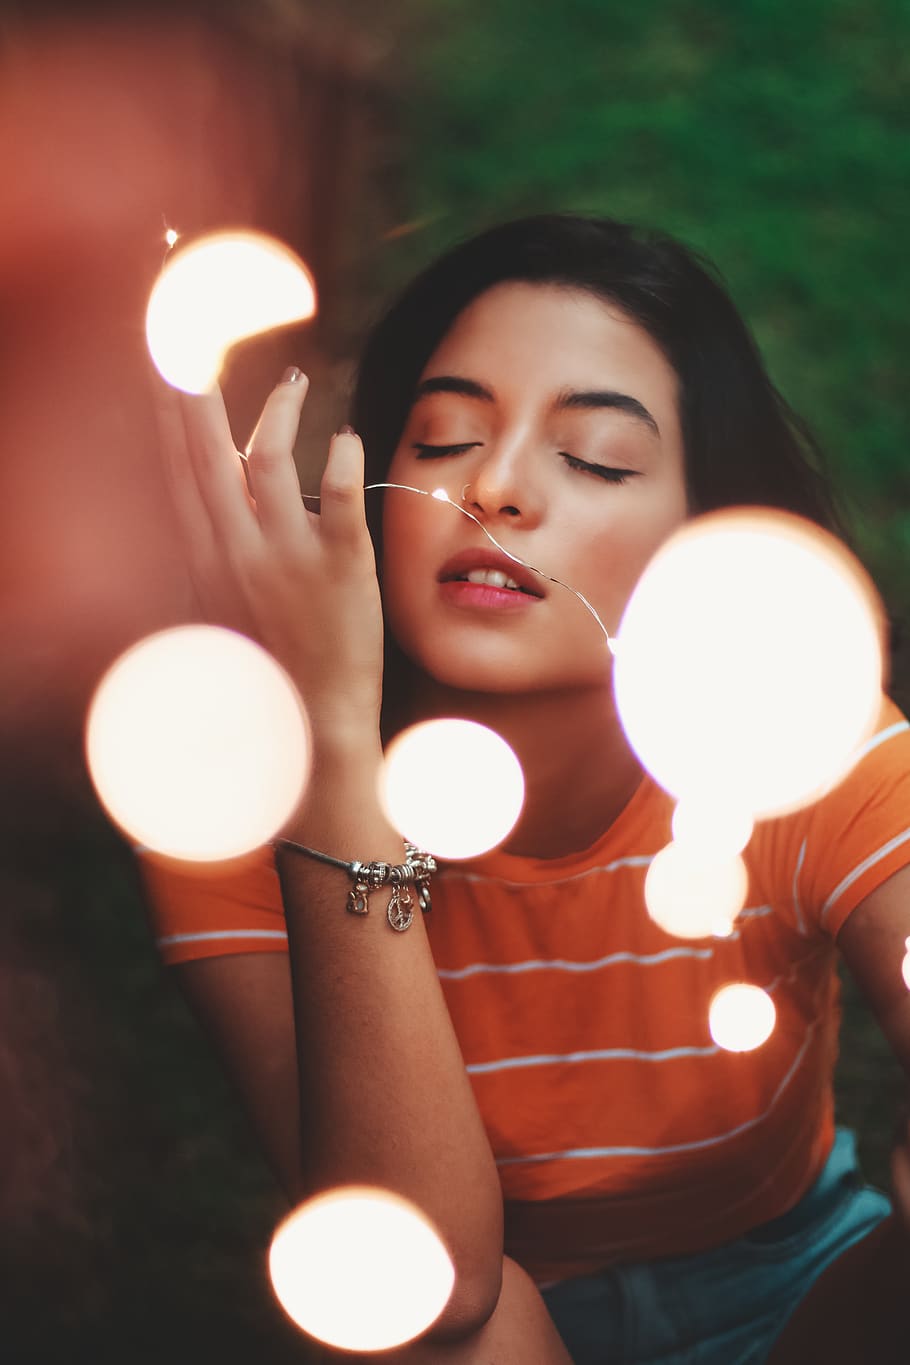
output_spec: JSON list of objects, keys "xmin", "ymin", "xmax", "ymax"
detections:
[{"xmin": 141, "ymin": 216, "xmax": 910, "ymax": 1363}]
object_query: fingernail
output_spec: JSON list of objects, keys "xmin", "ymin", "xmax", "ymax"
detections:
[
  {"xmin": 281, "ymin": 366, "xmax": 302, "ymax": 384},
  {"xmin": 335, "ymin": 423, "xmax": 356, "ymax": 436}
]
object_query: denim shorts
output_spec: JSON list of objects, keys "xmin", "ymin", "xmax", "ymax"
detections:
[{"xmin": 539, "ymin": 1128, "xmax": 891, "ymax": 1364}]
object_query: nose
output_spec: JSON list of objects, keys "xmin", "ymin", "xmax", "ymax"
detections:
[
  {"xmin": 463, "ymin": 484, "xmax": 520, "ymax": 518},
  {"xmin": 461, "ymin": 440, "xmax": 542, "ymax": 527}
]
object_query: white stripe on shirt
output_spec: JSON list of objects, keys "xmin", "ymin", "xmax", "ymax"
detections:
[
  {"xmin": 853, "ymin": 719, "xmax": 910, "ymax": 762},
  {"xmin": 439, "ymin": 855, "xmax": 654, "ymax": 889},
  {"xmin": 494, "ymin": 1022, "xmax": 817, "ymax": 1166},
  {"xmin": 820, "ymin": 825, "xmax": 910, "ymax": 929},
  {"xmin": 792, "ymin": 837, "xmax": 808, "ymax": 936},
  {"xmin": 437, "ymin": 906, "xmax": 774, "ymax": 981},
  {"xmin": 156, "ymin": 929, "xmax": 289, "ymax": 947}
]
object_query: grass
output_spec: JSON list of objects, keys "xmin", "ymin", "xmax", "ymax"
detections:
[{"xmin": 379, "ymin": 0, "xmax": 910, "ymax": 633}]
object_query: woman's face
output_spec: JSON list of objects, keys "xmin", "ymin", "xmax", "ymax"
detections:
[{"xmin": 382, "ymin": 282, "xmax": 690, "ymax": 696}]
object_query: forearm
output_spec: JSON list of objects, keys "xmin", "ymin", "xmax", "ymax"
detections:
[{"xmin": 277, "ymin": 731, "xmax": 504, "ymax": 1333}]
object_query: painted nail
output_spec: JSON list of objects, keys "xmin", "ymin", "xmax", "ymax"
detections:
[
  {"xmin": 281, "ymin": 366, "xmax": 302, "ymax": 384},
  {"xmin": 336, "ymin": 423, "xmax": 356, "ymax": 436}
]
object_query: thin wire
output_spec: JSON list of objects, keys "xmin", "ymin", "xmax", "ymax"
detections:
[{"xmin": 301, "ymin": 480, "xmax": 618, "ymax": 653}]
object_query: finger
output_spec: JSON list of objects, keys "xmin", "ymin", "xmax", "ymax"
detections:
[
  {"xmin": 318, "ymin": 425, "xmax": 369, "ymax": 548},
  {"xmin": 150, "ymin": 374, "xmax": 221, "ymax": 584},
  {"xmin": 179, "ymin": 384, "xmax": 260, "ymax": 558},
  {"xmin": 244, "ymin": 367, "xmax": 311, "ymax": 547}
]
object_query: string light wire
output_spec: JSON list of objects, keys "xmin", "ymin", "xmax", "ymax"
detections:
[{"xmin": 296, "ymin": 480, "xmax": 617, "ymax": 653}]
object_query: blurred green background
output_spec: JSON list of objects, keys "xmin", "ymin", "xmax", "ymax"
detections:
[
  {"xmin": 1, "ymin": 0, "xmax": 907, "ymax": 1360},
  {"xmin": 385, "ymin": 0, "xmax": 910, "ymax": 609}
]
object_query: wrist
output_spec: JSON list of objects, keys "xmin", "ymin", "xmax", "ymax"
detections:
[
  {"xmin": 302, "ymin": 693, "xmax": 383, "ymax": 751},
  {"xmin": 307, "ymin": 722, "xmax": 384, "ymax": 769},
  {"xmin": 280, "ymin": 722, "xmax": 389, "ymax": 844}
]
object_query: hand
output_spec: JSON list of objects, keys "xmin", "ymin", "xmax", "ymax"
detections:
[{"xmin": 153, "ymin": 368, "xmax": 385, "ymax": 740}]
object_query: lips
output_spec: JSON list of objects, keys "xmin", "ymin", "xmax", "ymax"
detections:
[{"xmin": 437, "ymin": 547, "xmax": 545, "ymax": 597}]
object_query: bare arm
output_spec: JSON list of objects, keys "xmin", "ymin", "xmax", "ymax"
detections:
[
  {"xmin": 170, "ymin": 774, "xmax": 506, "ymax": 1342},
  {"xmin": 155, "ymin": 372, "xmax": 504, "ymax": 1341},
  {"xmin": 277, "ymin": 733, "xmax": 505, "ymax": 1337}
]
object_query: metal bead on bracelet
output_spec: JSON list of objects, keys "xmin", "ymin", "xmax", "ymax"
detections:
[{"xmin": 272, "ymin": 837, "xmax": 437, "ymax": 932}]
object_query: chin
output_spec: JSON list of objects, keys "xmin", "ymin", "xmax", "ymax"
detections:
[
  {"xmin": 407, "ymin": 643, "xmax": 605, "ymax": 699},
  {"xmin": 422, "ymin": 655, "xmax": 534, "ymax": 695}
]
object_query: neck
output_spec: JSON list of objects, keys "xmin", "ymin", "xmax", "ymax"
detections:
[{"xmin": 397, "ymin": 672, "xmax": 645, "ymax": 860}]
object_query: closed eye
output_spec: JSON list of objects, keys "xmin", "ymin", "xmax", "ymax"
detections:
[
  {"xmin": 413, "ymin": 442, "xmax": 482, "ymax": 459},
  {"xmin": 561, "ymin": 453, "xmax": 640, "ymax": 485}
]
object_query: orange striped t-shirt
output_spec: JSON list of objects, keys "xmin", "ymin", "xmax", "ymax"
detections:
[{"xmin": 139, "ymin": 695, "xmax": 910, "ymax": 1286}]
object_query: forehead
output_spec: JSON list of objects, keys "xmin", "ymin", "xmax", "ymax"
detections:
[{"xmin": 421, "ymin": 281, "xmax": 678, "ymax": 403}]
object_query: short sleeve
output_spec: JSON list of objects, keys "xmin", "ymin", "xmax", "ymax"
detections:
[
  {"xmin": 796, "ymin": 695, "xmax": 910, "ymax": 939},
  {"xmin": 136, "ymin": 843, "xmax": 288, "ymax": 965}
]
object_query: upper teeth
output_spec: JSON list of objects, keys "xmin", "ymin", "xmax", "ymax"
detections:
[{"xmin": 463, "ymin": 568, "xmax": 522, "ymax": 590}]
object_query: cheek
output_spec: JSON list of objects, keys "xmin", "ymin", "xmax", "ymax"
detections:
[
  {"xmin": 380, "ymin": 454, "xmax": 420, "ymax": 557},
  {"xmin": 379, "ymin": 541, "xmax": 411, "ymax": 655},
  {"xmin": 381, "ymin": 451, "xmax": 432, "ymax": 546},
  {"xmin": 380, "ymin": 485, "xmax": 436, "ymax": 606},
  {"xmin": 573, "ymin": 502, "xmax": 690, "ymax": 607}
]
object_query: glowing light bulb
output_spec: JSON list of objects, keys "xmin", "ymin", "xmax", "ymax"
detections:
[
  {"xmin": 614, "ymin": 509, "xmax": 883, "ymax": 820},
  {"xmin": 902, "ymin": 937, "xmax": 910, "ymax": 991},
  {"xmin": 709, "ymin": 983, "xmax": 776, "ymax": 1052},
  {"xmin": 164, "ymin": 227, "xmax": 179, "ymax": 248},
  {"xmin": 269, "ymin": 1186, "xmax": 455, "ymax": 1353},
  {"xmin": 671, "ymin": 799, "xmax": 753, "ymax": 858},
  {"xmin": 85, "ymin": 625, "xmax": 309, "ymax": 860},
  {"xmin": 379, "ymin": 719, "xmax": 524, "ymax": 859},
  {"xmin": 644, "ymin": 841, "xmax": 747, "ymax": 939},
  {"xmin": 146, "ymin": 230, "xmax": 317, "ymax": 394}
]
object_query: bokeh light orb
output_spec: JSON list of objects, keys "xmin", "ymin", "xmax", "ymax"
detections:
[
  {"xmin": 671, "ymin": 799, "xmax": 754, "ymax": 858},
  {"xmin": 644, "ymin": 841, "xmax": 748, "ymax": 939},
  {"xmin": 146, "ymin": 229, "xmax": 316, "ymax": 394},
  {"xmin": 269, "ymin": 1186, "xmax": 455, "ymax": 1353},
  {"xmin": 709, "ymin": 983, "xmax": 777, "ymax": 1052},
  {"xmin": 379, "ymin": 719, "xmax": 524, "ymax": 859},
  {"xmin": 614, "ymin": 509, "xmax": 884, "ymax": 820},
  {"xmin": 86, "ymin": 625, "xmax": 309, "ymax": 860}
]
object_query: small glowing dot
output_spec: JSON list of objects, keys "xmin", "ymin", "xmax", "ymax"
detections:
[
  {"xmin": 85, "ymin": 625, "xmax": 309, "ymax": 860},
  {"xmin": 671, "ymin": 799, "xmax": 753, "ymax": 858},
  {"xmin": 146, "ymin": 229, "xmax": 317, "ymax": 394},
  {"xmin": 269, "ymin": 1186, "xmax": 455, "ymax": 1352},
  {"xmin": 614, "ymin": 509, "xmax": 883, "ymax": 820},
  {"xmin": 431, "ymin": 488, "xmax": 450, "ymax": 502},
  {"xmin": 644, "ymin": 841, "xmax": 748, "ymax": 939},
  {"xmin": 379, "ymin": 719, "xmax": 524, "ymax": 859},
  {"xmin": 164, "ymin": 227, "xmax": 179, "ymax": 248},
  {"xmin": 902, "ymin": 938, "xmax": 910, "ymax": 991},
  {"xmin": 709, "ymin": 983, "xmax": 776, "ymax": 1052}
]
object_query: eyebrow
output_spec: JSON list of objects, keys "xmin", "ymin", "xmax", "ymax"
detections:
[
  {"xmin": 411, "ymin": 375, "xmax": 660, "ymax": 437},
  {"xmin": 556, "ymin": 388, "xmax": 660, "ymax": 437}
]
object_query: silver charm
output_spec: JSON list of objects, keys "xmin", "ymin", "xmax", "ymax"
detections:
[
  {"xmin": 387, "ymin": 884, "xmax": 414, "ymax": 932},
  {"xmin": 347, "ymin": 878, "xmax": 370, "ymax": 915},
  {"xmin": 415, "ymin": 879, "xmax": 432, "ymax": 914}
]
